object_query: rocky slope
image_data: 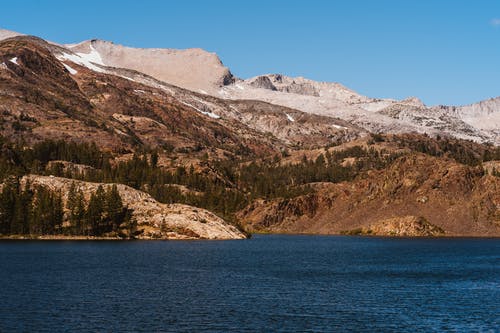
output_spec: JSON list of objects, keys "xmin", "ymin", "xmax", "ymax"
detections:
[
  {"xmin": 238, "ymin": 154, "xmax": 500, "ymax": 236},
  {"xmin": 218, "ymin": 74, "xmax": 499, "ymax": 145},
  {"xmin": 0, "ymin": 35, "xmax": 358, "ymax": 152},
  {"xmin": 66, "ymin": 39, "xmax": 235, "ymax": 94},
  {"xmin": 3, "ymin": 29, "xmax": 497, "ymax": 145},
  {"xmin": 2, "ymin": 29, "xmax": 499, "ymax": 145},
  {"xmin": 22, "ymin": 175, "xmax": 246, "ymax": 240},
  {"xmin": 0, "ymin": 29, "xmax": 23, "ymax": 40},
  {"xmin": 0, "ymin": 29, "xmax": 499, "ymax": 238},
  {"xmin": 349, "ymin": 216, "xmax": 445, "ymax": 237}
]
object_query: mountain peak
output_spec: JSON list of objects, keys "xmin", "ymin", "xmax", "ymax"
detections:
[
  {"xmin": 64, "ymin": 39, "xmax": 234, "ymax": 92},
  {"xmin": 0, "ymin": 28, "xmax": 24, "ymax": 40},
  {"xmin": 401, "ymin": 96, "xmax": 425, "ymax": 107}
]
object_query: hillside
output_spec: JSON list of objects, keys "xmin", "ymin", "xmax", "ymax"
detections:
[
  {"xmin": 238, "ymin": 153, "xmax": 500, "ymax": 236},
  {"xmin": 22, "ymin": 175, "xmax": 246, "ymax": 240},
  {"xmin": 0, "ymin": 30, "xmax": 499, "ymax": 238},
  {"xmin": 3, "ymin": 29, "xmax": 498, "ymax": 145}
]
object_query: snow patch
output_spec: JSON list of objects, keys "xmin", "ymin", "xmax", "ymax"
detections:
[
  {"xmin": 121, "ymin": 75, "xmax": 138, "ymax": 83},
  {"xmin": 57, "ymin": 46, "xmax": 107, "ymax": 74},
  {"xmin": 235, "ymin": 84, "xmax": 245, "ymax": 90},
  {"xmin": 0, "ymin": 62, "xmax": 7, "ymax": 70},
  {"xmin": 77, "ymin": 45, "xmax": 105, "ymax": 66},
  {"xmin": 199, "ymin": 89, "xmax": 208, "ymax": 94},
  {"xmin": 160, "ymin": 86, "xmax": 174, "ymax": 94},
  {"xmin": 134, "ymin": 89, "xmax": 146, "ymax": 94},
  {"xmin": 114, "ymin": 128, "xmax": 128, "ymax": 136},
  {"xmin": 180, "ymin": 101, "xmax": 220, "ymax": 119},
  {"xmin": 218, "ymin": 89, "xmax": 230, "ymax": 97},
  {"xmin": 285, "ymin": 113, "xmax": 295, "ymax": 122},
  {"xmin": 332, "ymin": 124, "xmax": 347, "ymax": 130},
  {"xmin": 9, "ymin": 57, "xmax": 18, "ymax": 65},
  {"xmin": 63, "ymin": 63, "xmax": 77, "ymax": 75}
]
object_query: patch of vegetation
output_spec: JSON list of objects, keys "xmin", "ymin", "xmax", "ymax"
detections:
[
  {"xmin": 0, "ymin": 178, "xmax": 135, "ymax": 238},
  {"xmin": 393, "ymin": 134, "xmax": 500, "ymax": 166},
  {"xmin": 1, "ymin": 134, "xmax": 498, "ymax": 229}
]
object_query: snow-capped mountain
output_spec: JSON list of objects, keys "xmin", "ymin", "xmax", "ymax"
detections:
[
  {"xmin": 1, "ymin": 28, "xmax": 498, "ymax": 145},
  {"xmin": 218, "ymin": 74, "xmax": 499, "ymax": 144},
  {"xmin": 65, "ymin": 39, "xmax": 234, "ymax": 94}
]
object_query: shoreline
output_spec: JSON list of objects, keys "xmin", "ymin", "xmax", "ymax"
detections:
[
  {"xmin": 246, "ymin": 231, "xmax": 500, "ymax": 238},
  {"xmin": 0, "ymin": 235, "xmax": 126, "ymax": 240},
  {"xmin": 1, "ymin": 233, "xmax": 500, "ymax": 240}
]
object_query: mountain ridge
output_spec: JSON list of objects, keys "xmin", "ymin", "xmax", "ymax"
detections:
[
  {"xmin": 0, "ymin": 29, "xmax": 499, "ymax": 238},
  {"xmin": 1, "ymin": 28, "xmax": 497, "ymax": 144}
]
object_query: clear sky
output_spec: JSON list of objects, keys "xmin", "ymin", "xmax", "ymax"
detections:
[{"xmin": 1, "ymin": 0, "xmax": 499, "ymax": 106}]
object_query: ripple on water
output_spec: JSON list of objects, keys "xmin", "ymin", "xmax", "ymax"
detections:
[{"xmin": 0, "ymin": 236, "xmax": 499, "ymax": 332}]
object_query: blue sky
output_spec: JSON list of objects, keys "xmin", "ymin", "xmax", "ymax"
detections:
[{"xmin": 1, "ymin": 0, "xmax": 499, "ymax": 106}]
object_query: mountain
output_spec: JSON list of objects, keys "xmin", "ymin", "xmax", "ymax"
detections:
[
  {"xmin": 0, "ymin": 29, "xmax": 499, "ymax": 238},
  {"xmin": 0, "ymin": 29, "xmax": 23, "ymax": 40},
  {"xmin": 65, "ymin": 39, "xmax": 235, "ymax": 94},
  {"xmin": 0, "ymin": 35, "xmax": 360, "ymax": 151},
  {"xmin": 217, "ymin": 74, "xmax": 499, "ymax": 145},
  {"xmin": 2, "ymin": 29, "xmax": 497, "ymax": 145}
]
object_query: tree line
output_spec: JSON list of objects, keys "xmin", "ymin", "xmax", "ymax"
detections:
[
  {"xmin": 391, "ymin": 134, "xmax": 500, "ymax": 166},
  {"xmin": 0, "ymin": 135, "xmax": 499, "ymax": 229},
  {"xmin": 0, "ymin": 177, "xmax": 136, "ymax": 237}
]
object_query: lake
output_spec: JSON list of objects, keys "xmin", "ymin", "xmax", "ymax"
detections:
[{"xmin": 0, "ymin": 235, "xmax": 499, "ymax": 332}]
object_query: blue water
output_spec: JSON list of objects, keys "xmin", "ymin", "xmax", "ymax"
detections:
[{"xmin": 0, "ymin": 235, "xmax": 499, "ymax": 332}]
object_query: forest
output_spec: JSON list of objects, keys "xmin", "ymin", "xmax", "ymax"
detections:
[
  {"xmin": 0, "ymin": 134, "xmax": 499, "ymax": 235},
  {"xmin": 0, "ymin": 176, "xmax": 135, "ymax": 237}
]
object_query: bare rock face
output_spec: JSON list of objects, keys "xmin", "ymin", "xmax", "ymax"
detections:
[
  {"xmin": 247, "ymin": 75, "xmax": 320, "ymax": 96},
  {"xmin": 66, "ymin": 39, "xmax": 235, "ymax": 94},
  {"xmin": 248, "ymin": 76, "xmax": 277, "ymax": 91},
  {"xmin": 220, "ymin": 75, "xmax": 500, "ymax": 145},
  {"xmin": 0, "ymin": 29, "xmax": 24, "ymax": 40},
  {"xmin": 3, "ymin": 29, "xmax": 499, "ymax": 145},
  {"xmin": 344, "ymin": 216, "xmax": 445, "ymax": 236},
  {"xmin": 22, "ymin": 175, "xmax": 247, "ymax": 240}
]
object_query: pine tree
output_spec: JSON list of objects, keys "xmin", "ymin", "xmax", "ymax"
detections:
[
  {"xmin": 67, "ymin": 183, "xmax": 86, "ymax": 234},
  {"xmin": 30, "ymin": 186, "xmax": 49, "ymax": 235},
  {"xmin": 12, "ymin": 181, "xmax": 32, "ymax": 235},
  {"xmin": 50, "ymin": 191, "xmax": 64, "ymax": 234},
  {"xmin": 85, "ymin": 185, "xmax": 105, "ymax": 235},
  {"xmin": 150, "ymin": 151, "xmax": 159, "ymax": 168},
  {"xmin": 105, "ymin": 184, "xmax": 124, "ymax": 232},
  {"xmin": 0, "ymin": 178, "xmax": 17, "ymax": 234}
]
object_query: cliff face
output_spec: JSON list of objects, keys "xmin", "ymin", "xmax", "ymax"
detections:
[
  {"xmin": 22, "ymin": 175, "xmax": 246, "ymax": 240},
  {"xmin": 238, "ymin": 154, "xmax": 500, "ymax": 236}
]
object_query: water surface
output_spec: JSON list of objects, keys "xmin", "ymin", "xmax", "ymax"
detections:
[{"xmin": 0, "ymin": 235, "xmax": 499, "ymax": 332}]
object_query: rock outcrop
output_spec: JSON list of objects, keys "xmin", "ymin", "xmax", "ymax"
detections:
[
  {"xmin": 22, "ymin": 175, "xmax": 247, "ymax": 240},
  {"xmin": 238, "ymin": 154, "xmax": 500, "ymax": 236},
  {"xmin": 342, "ymin": 216, "xmax": 445, "ymax": 236}
]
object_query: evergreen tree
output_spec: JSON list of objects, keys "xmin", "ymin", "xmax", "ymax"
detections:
[
  {"xmin": 49, "ymin": 191, "xmax": 64, "ymax": 234},
  {"xmin": 85, "ymin": 185, "xmax": 105, "ymax": 235},
  {"xmin": 67, "ymin": 183, "xmax": 86, "ymax": 235},
  {"xmin": 150, "ymin": 151, "xmax": 159, "ymax": 168},
  {"xmin": 105, "ymin": 184, "xmax": 124, "ymax": 232},
  {"xmin": 12, "ymin": 181, "xmax": 32, "ymax": 235},
  {"xmin": 0, "ymin": 178, "xmax": 17, "ymax": 234}
]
